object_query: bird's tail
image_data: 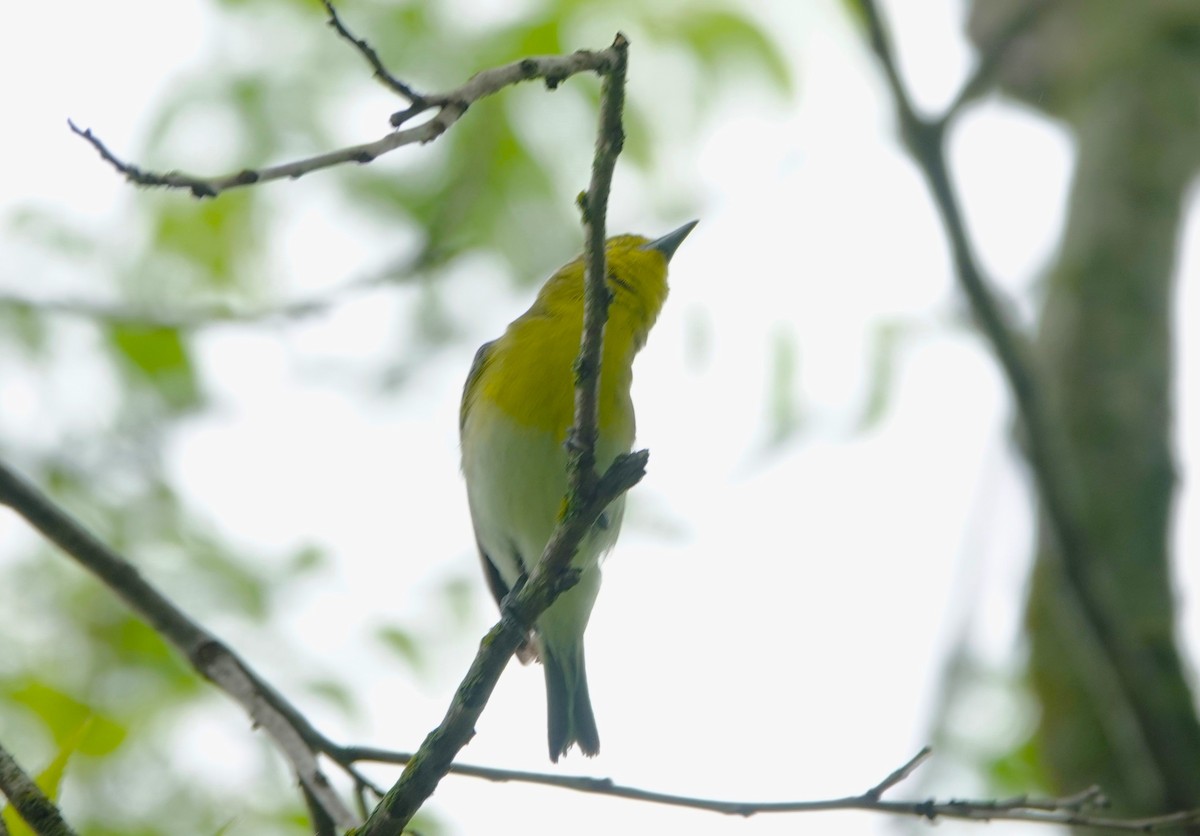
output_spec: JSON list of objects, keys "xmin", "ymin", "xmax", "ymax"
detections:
[{"xmin": 544, "ymin": 644, "xmax": 599, "ymax": 762}]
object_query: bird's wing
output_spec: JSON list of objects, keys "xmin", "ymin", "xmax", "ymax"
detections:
[
  {"xmin": 462, "ymin": 338, "xmax": 538, "ymax": 662},
  {"xmin": 477, "ymin": 539, "xmax": 512, "ymax": 609},
  {"xmin": 460, "ymin": 338, "xmax": 497, "ymax": 433},
  {"xmin": 476, "ymin": 538, "xmax": 540, "ymax": 664}
]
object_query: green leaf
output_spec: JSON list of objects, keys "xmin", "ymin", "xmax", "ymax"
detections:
[
  {"xmin": 187, "ymin": 538, "xmax": 273, "ymax": 621},
  {"xmin": 2, "ymin": 681, "xmax": 125, "ymax": 758},
  {"xmin": 285, "ymin": 544, "xmax": 328, "ymax": 577},
  {"xmin": 408, "ymin": 811, "xmax": 447, "ymax": 836},
  {"xmin": 149, "ymin": 189, "xmax": 259, "ymax": 292},
  {"xmin": 513, "ymin": 17, "xmax": 563, "ymax": 55},
  {"xmin": 6, "ymin": 206, "xmax": 100, "ymax": 260},
  {"xmin": 839, "ymin": 0, "xmax": 869, "ymax": 34},
  {"xmin": 1, "ymin": 717, "xmax": 90, "ymax": 836},
  {"xmin": 440, "ymin": 575, "xmax": 477, "ymax": 628},
  {"xmin": 0, "ymin": 302, "xmax": 48, "ymax": 356},
  {"xmin": 764, "ymin": 326, "xmax": 805, "ymax": 447},
  {"xmin": 1, "ymin": 796, "xmax": 21, "ymax": 834},
  {"xmin": 106, "ymin": 323, "xmax": 201, "ymax": 410},
  {"xmin": 0, "ymin": 680, "xmax": 126, "ymax": 757},
  {"xmin": 91, "ymin": 614, "xmax": 199, "ymax": 696},
  {"xmin": 304, "ymin": 678, "xmax": 358, "ymax": 718},
  {"xmin": 660, "ymin": 9, "xmax": 794, "ymax": 95},
  {"xmin": 857, "ymin": 320, "xmax": 905, "ymax": 431},
  {"xmin": 986, "ymin": 733, "xmax": 1053, "ymax": 795},
  {"xmin": 619, "ymin": 100, "xmax": 655, "ymax": 169},
  {"xmin": 375, "ymin": 625, "xmax": 425, "ymax": 672},
  {"xmin": 37, "ymin": 717, "xmax": 90, "ymax": 801}
]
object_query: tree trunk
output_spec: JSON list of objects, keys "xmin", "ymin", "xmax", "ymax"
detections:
[{"xmin": 969, "ymin": 0, "xmax": 1200, "ymax": 822}]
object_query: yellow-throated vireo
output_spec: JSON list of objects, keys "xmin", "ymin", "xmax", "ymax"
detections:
[{"xmin": 460, "ymin": 221, "xmax": 697, "ymax": 761}]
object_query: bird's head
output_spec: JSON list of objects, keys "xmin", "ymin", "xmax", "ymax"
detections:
[{"xmin": 536, "ymin": 221, "xmax": 697, "ymax": 348}]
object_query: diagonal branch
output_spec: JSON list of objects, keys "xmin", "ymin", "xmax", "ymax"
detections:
[
  {"xmin": 354, "ymin": 30, "xmax": 632, "ymax": 836},
  {"xmin": 0, "ymin": 739, "xmax": 78, "ymax": 836},
  {"xmin": 70, "ymin": 20, "xmax": 623, "ymax": 199},
  {"xmin": 865, "ymin": 746, "xmax": 932, "ymax": 799}
]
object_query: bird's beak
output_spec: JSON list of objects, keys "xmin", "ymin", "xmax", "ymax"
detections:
[{"xmin": 643, "ymin": 219, "xmax": 699, "ymax": 262}]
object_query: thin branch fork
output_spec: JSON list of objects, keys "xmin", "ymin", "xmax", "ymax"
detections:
[
  {"xmin": 70, "ymin": 4, "xmax": 622, "ymax": 198},
  {"xmin": 321, "ymin": 0, "xmax": 423, "ymax": 103}
]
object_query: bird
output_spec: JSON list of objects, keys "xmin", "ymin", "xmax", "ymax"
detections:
[{"xmin": 460, "ymin": 220, "xmax": 696, "ymax": 761}]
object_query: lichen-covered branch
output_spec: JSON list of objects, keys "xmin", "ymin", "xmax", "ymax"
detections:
[{"xmin": 565, "ymin": 31, "xmax": 628, "ymax": 493}]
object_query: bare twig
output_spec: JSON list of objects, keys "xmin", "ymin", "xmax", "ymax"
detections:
[
  {"xmin": 565, "ymin": 32, "xmax": 628, "ymax": 495},
  {"xmin": 866, "ymin": 746, "xmax": 932, "ymax": 799},
  {"xmin": 0, "ymin": 740, "xmax": 78, "ymax": 836},
  {"xmin": 331, "ymin": 745, "xmax": 1200, "ymax": 831},
  {"xmin": 322, "ymin": 0, "xmax": 424, "ymax": 101},
  {"xmin": 354, "ymin": 31, "xmax": 633, "ymax": 836},
  {"xmin": 0, "ymin": 460, "xmax": 358, "ymax": 831},
  {"xmin": 70, "ymin": 37, "xmax": 621, "ymax": 198}
]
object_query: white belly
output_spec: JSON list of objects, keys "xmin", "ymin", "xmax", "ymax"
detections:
[{"xmin": 461, "ymin": 400, "xmax": 631, "ymax": 648}]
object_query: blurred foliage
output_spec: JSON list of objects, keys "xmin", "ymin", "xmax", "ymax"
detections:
[
  {"xmin": 912, "ymin": 642, "xmax": 1053, "ymax": 823},
  {"xmin": 107, "ymin": 324, "xmax": 202, "ymax": 412},
  {"xmin": 374, "ymin": 624, "xmax": 427, "ymax": 674},
  {"xmin": 0, "ymin": 0, "xmax": 789, "ymax": 833},
  {"xmin": 985, "ymin": 733, "xmax": 1052, "ymax": 796},
  {"xmin": 855, "ymin": 320, "xmax": 904, "ymax": 432},
  {"xmin": 762, "ymin": 326, "xmax": 805, "ymax": 449}
]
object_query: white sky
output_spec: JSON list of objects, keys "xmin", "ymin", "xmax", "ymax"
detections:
[{"xmin": 1, "ymin": 0, "xmax": 1198, "ymax": 835}]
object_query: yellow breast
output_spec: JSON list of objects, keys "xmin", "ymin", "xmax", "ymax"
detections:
[{"xmin": 478, "ymin": 308, "xmax": 637, "ymax": 445}]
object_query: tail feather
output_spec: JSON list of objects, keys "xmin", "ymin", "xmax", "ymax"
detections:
[{"xmin": 544, "ymin": 647, "xmax": 600, "ymax": 762}]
